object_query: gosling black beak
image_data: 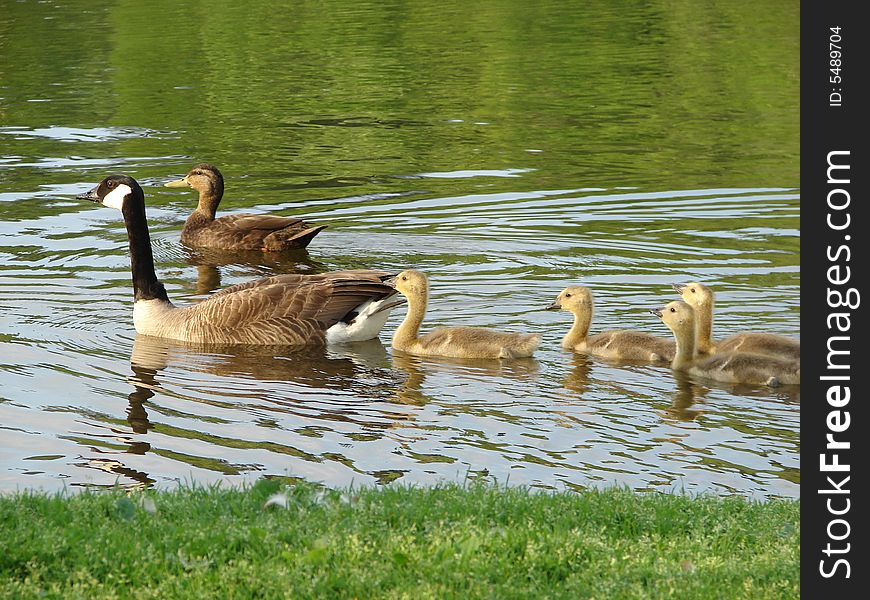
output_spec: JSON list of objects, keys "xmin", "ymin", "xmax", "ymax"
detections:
[
  {"xmin": 546, "ymin": 300, "xmax": 561, "ymax": 311},
  {"xmin": 650, "ymin": 308, "xmax": 664, "ymax": 318},
  {"xmin": 77, "ymin": 185, "xmax": 100, "ymax": 202},
  {"xmin": 672, "ymin": 283, "xmax": 687, "ymax": 294}
]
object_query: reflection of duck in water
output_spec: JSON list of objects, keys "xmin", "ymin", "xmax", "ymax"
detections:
[
  {"xmin": 547, "ymin": 285, "xmax": 674, "ymax": 364},
  {"xmin": 673, "ymin": 282, "xmax": 800, "ymax": 362},
  {"xmin": 184, "ymin": 247, "xmax": 328, "ymax": 296},
  {"xmin": 165, "ymin": 163, "xmax": 326, "ymax": 251}
]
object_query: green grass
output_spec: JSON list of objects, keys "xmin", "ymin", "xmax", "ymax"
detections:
[{"xmin": 0, "ymin": 481, "xmax": 798, "ymax": 599}]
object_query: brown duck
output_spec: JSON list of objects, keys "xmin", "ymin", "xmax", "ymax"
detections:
[{"xmin": 165, "ymin": 163, "xmax": 326, "ymax": 251}]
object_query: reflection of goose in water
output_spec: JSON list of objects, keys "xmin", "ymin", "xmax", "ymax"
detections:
[
  {"xmin": 127, "ymin": 361, "xmax": 158, "ymax": 436},
  {"xmin": 666, "ymin": 371, "xmax": 708, "ymax": 421},
  {"xmin": 561, "ymin": 353, "xmax": 593, "ymax": 396},
  {"xmin": 69, "ymin": 361, "xmax": 160, "ymax": 490},
  {"xmin": 130, "ymin": 334, "xmax": 400, "ymax": 395},
  {"xmin": 121, "ymin": 335, "xmax": 422, "ymax": 486},
  {"xmin": 664, "ymin": 370, "xmax": 800, "ymax": 421},
  {"xmin": 390, "ymin": 349, "xmax": 540, "ymax": 405},
  {"xmin": 388, "ymin": 353, "xmax": 433, "ymax": 406}
]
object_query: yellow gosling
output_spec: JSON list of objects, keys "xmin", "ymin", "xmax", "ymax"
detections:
[
  {"xmin": 673, "ymin": 282, "xmax": 799, "ymax": 361},
  {"xmin": 391, "ymin": 270, "xmax": 540, "ymax": 359},
  {"xmin": 547, "ymin": 286, "xmax": 674, "ymax": 363},
  {"xmin": 653, "ymin": 300, "xmax": 800, "ymax": 387}
]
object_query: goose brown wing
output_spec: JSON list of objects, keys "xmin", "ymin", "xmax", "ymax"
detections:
[
  {"xmin": 209, "ymin": 270, "xmax": 392, "ymax": 300},
  {"xmin": 193, "ymin": 271, "xmax": 396, "ymax": 331}
]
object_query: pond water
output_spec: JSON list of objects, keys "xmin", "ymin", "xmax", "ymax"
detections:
[{"xmin": 0, "ymin": 1, "xmax": 799, "ymax": 498}]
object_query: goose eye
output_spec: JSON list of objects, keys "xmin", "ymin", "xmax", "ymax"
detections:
[{"xmin": 106, "ymin": 180, "xmax": 116, "ymax": 188}]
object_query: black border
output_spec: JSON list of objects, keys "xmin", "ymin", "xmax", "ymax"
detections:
[{"xmin": 802, "ymin": 3, "xmax": 867, "ymax": 595}]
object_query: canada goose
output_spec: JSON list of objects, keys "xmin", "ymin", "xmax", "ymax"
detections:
[
  {"xmin": 673, "ymin": 282, "xmax": 800, "ymax": 361},
  {"xmin": 391, "ymin": 269, "xmax": 541, "ymax": 359},
  {"xmin": 78, "ymin": 175, "xmax": 403, "ymax": 345},
  {"xmin": 164, "ymin": 164, "xmax": 326, "ymax": 251},
  {"xmin": 546, "ymin": 286, "xmax": 675, "ymax": 363},
  {"xmin": 652, "ymin": 300, "xmax": 800, "ymax": 386}
]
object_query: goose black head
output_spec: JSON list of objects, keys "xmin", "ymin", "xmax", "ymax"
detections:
[{"xmin": 78, "ymin": 175, "xmax": 143, "ymax": 211}]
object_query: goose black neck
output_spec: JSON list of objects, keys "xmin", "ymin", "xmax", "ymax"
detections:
[{"xmin": 122, "ymin": 194, "xmax": 169, "ymax": 303}]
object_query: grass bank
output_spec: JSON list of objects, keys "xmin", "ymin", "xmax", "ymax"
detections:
[{"xmin": 0, "ymin": 482, "xmax": 798, "ymax": 599}]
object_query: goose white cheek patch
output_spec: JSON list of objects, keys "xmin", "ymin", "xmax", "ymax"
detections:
[{"xmin": 103, "ymin": 184, "xmax": 132, "ymax": 210}]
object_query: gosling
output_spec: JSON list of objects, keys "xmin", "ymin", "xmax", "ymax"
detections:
[
  {"xmin": 391, "ymin": 269, "xmax": 541, "ymax": 359},
  {"xmin": 652, "ymin": 300, "xmax": 800, "ymax": 387},
  {"xmin": 673, "ymin": 282, "xmax": 799, "ymax": 362},
  {"xmin": 547, "ymin": 286, "xmax": 675, "ymax": 363}
]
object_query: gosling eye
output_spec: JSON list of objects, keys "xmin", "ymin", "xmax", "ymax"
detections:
[
  {"xmin": 401, "ymin": 276, "xmax": 407, "ymax": 281},
  {"xmin": 669, "ymin": 307, "xmax": 676, "ymax": 313},
  {"xmin": 690, "ymin": 288, "xmax": 696, "ymax": 293},
  {"xmin": 565, "ymin": 293, "xmax": 572, "ymax": 298}
]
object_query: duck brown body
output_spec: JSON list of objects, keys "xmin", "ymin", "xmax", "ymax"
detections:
[{"xmin": 167, "ymin": 164, "xmax": 325, "ymax": 251}]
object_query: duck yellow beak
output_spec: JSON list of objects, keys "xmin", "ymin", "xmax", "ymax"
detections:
[{"xmin": 164, "ymin": 178, "xmax": 189, "ymax": 188}]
